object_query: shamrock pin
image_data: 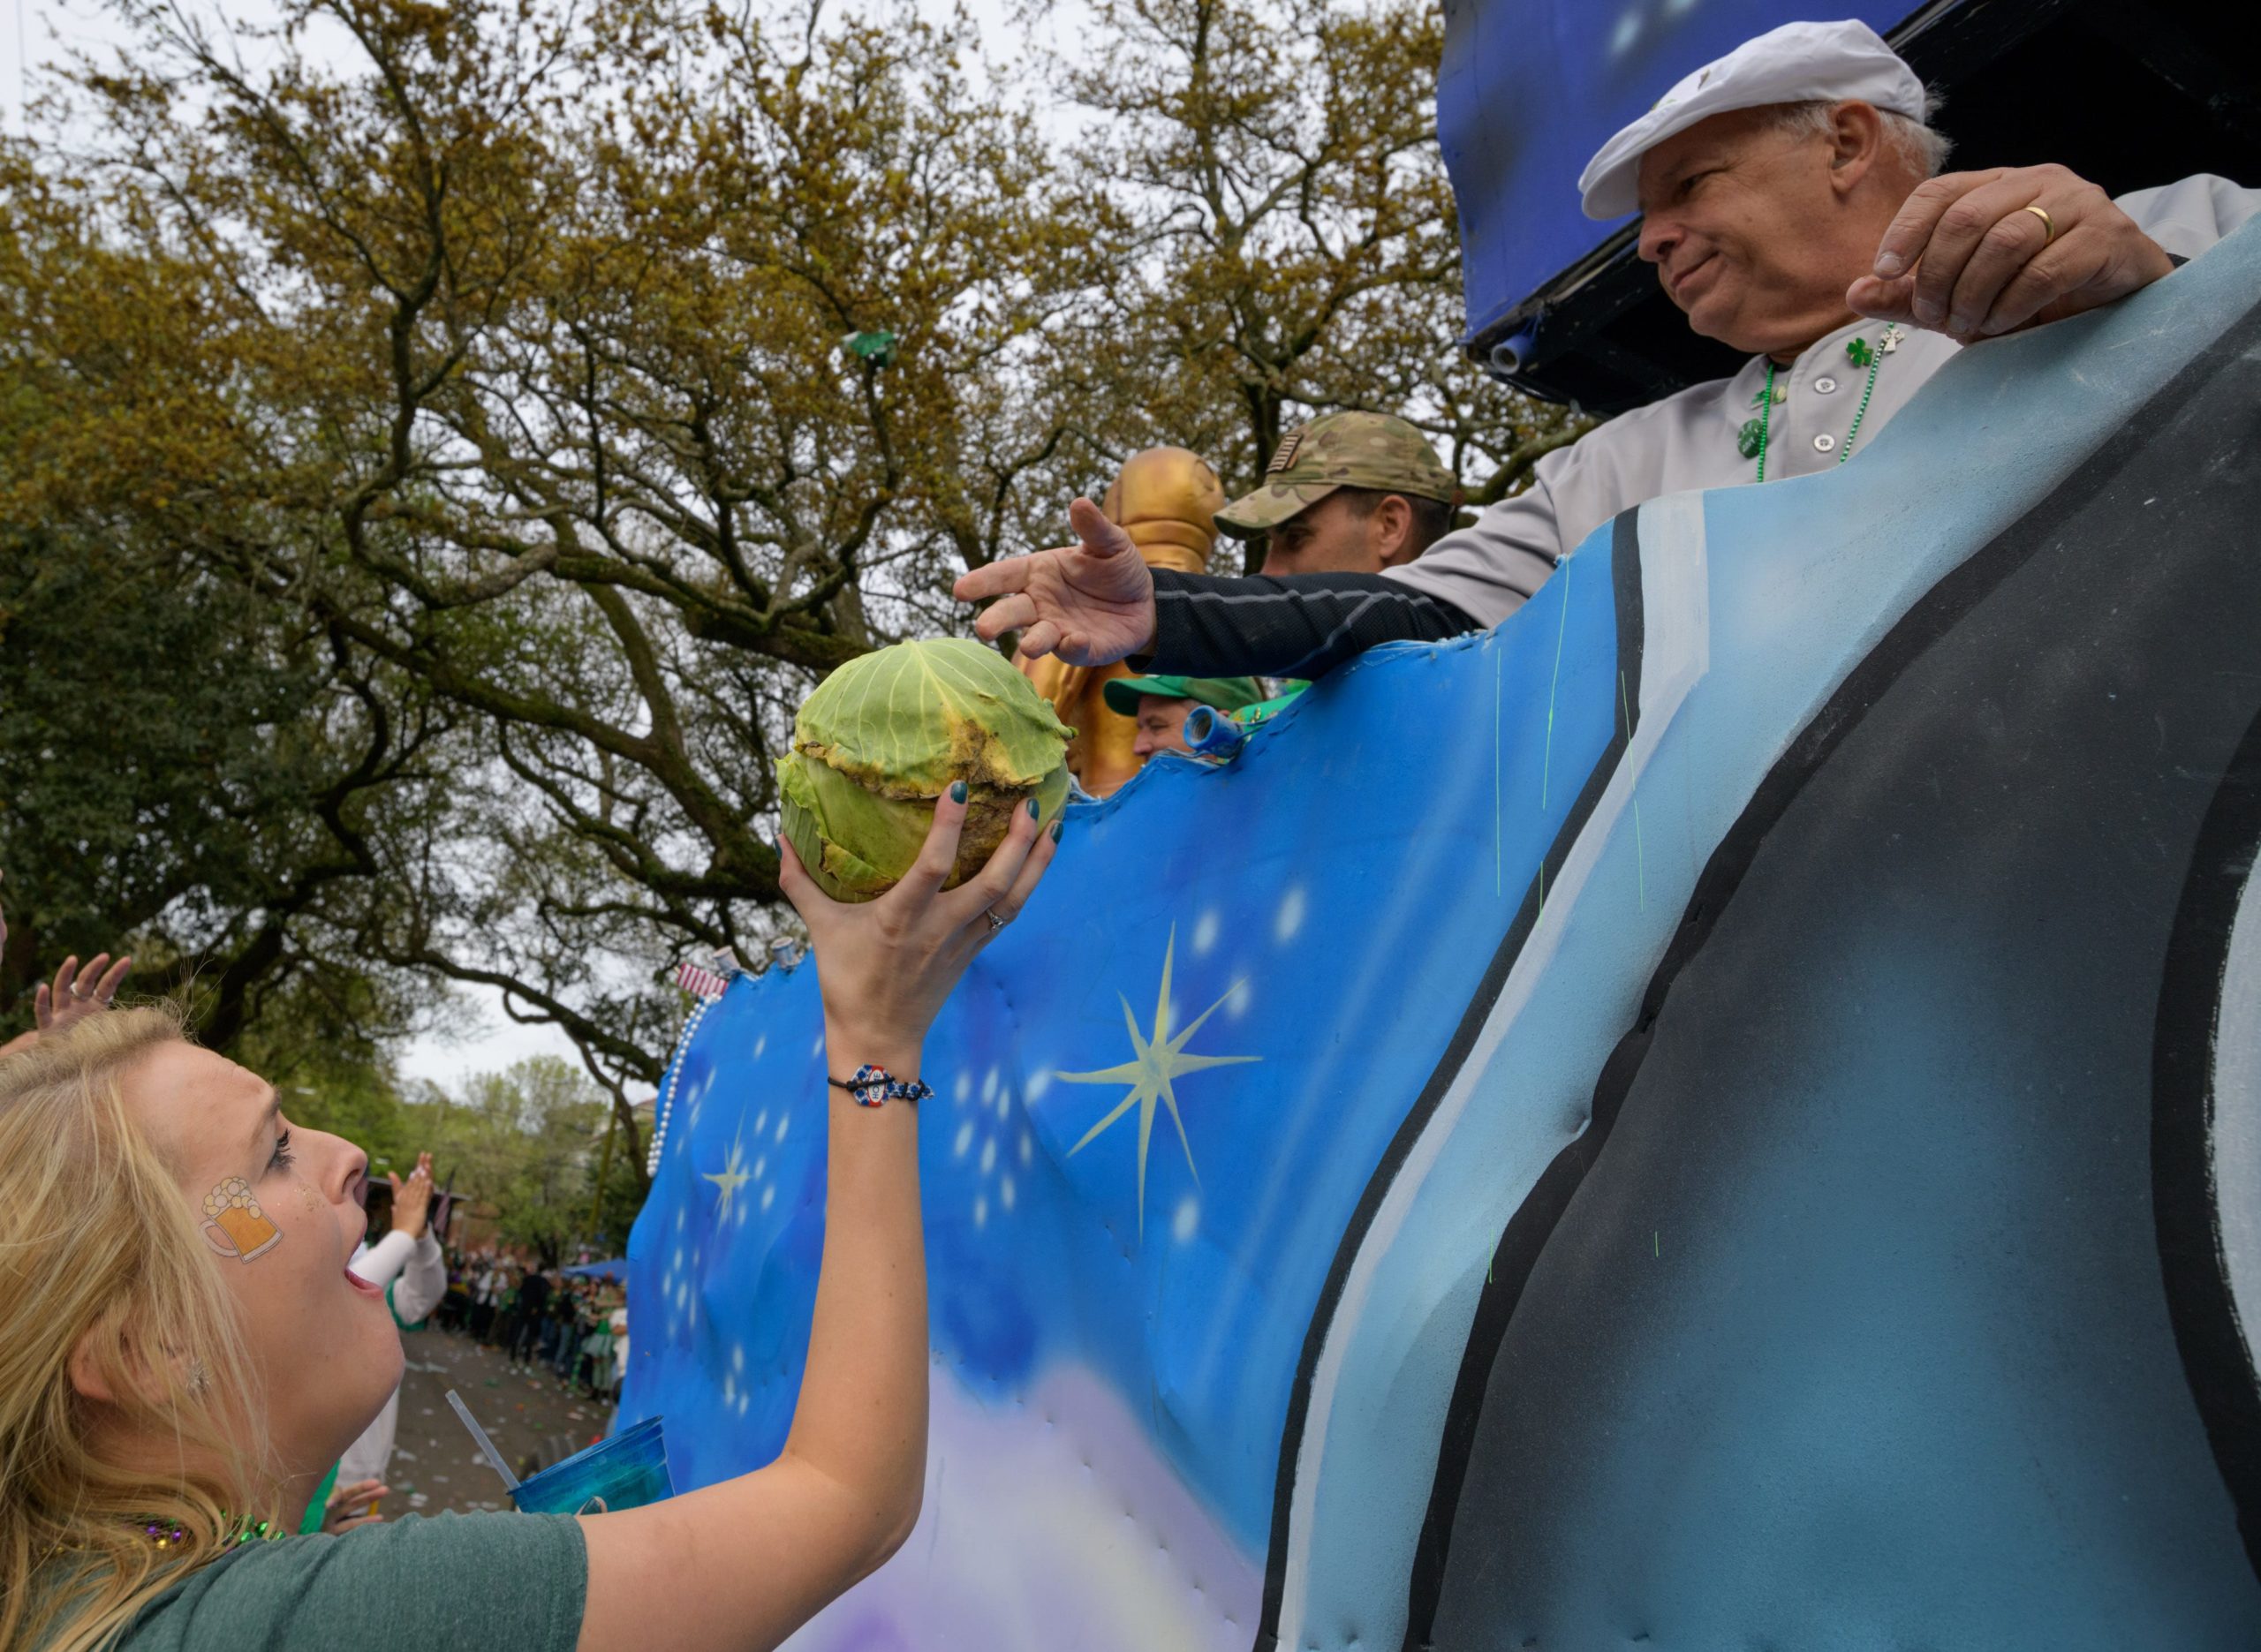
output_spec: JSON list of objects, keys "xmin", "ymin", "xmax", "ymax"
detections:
[
  {"xmin": 1737, "ymin": 417, "xmax": 1766, "ymax": 460},
  {"xmin": 1846, "ymin": 336, "xmax": 1874, "ymax": 369}
]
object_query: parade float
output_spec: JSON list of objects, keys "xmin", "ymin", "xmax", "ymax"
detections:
[{"xmin": 624, "ymin": 2, "xmax": 2261, "ymax": 1645}]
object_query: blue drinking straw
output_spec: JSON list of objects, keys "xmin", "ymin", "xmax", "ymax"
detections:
[{"xmin": 446, "ymin": 1388, "xmax": 520, "ymax": 1491}]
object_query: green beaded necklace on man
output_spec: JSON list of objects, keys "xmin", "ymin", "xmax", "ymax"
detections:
[{"xmin": 1737, "ymin": 322, "xmax": 1907, "ymax": 481}]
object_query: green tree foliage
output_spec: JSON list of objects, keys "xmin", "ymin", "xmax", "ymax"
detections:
[
  {"xmin": 282, "ymin": 1053, "xmax": 645, "ymax": 1263},
  {"xmin": 0, "ymin": 523, "xmax": 448, "ymax": 1058},
  {"xmin": 1058, "ymin": 0, "xmax": 1591, "ymax": 551},
  {"xmin": 0, "ymin": 0, "xmax": 1587, "ymax": 1089},
  {"xmin": 427, "ymin": 1056, "xmax": 624, "ymax": 1266}
]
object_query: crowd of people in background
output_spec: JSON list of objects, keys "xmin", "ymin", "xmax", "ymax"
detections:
[{"xmin": 438, "ymin": 1248, "xmax": 630, "ymax": 1404}]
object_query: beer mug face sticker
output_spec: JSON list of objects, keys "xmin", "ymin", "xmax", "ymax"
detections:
[{"xmin": 200, "ymin": 1177, "xmax": 284, "ymax": 1264}]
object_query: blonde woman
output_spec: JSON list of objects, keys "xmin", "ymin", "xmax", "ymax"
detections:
[{"xmin": 0, "ymin": 791, "xmax": 1056, "ymax": 1652}]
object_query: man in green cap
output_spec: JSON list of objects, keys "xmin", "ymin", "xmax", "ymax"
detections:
[
  {"xmin": 1100, "ymin": 674, "xmax": 1267, "ymax": 762},
  {"xmin": 1214, "ymin": 411, "xmax": 1462, "ymax": 577}
]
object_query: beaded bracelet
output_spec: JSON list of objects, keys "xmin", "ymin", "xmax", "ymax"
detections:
[{"xmin": 829, "ymin": 1063, "xmax": 933, "ymax": 1108}]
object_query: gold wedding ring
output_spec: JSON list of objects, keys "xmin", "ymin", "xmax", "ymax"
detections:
[{"xmin": 2020, "ymin": 204, "xmax": 2057, "ymax": 245}]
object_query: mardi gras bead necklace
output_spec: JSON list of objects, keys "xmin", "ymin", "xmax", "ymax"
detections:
[
  {"xmin": 139, "ymin": 1515, "xmax": 284, "ymax": 1549},
  {"xmin": 646, "ymin": 993, "xmax": 718, "ymax": 1176},
  {"xmin": 1737, "ymin": 323, "xmax": 1904, "ymax": 480}
]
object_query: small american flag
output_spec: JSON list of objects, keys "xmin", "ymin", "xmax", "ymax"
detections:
[{"xmin": 674, "ymin": 960, "xmax": 731, "ymax": 1000}]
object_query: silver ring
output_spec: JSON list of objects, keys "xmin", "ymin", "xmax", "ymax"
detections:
[
  {"xmin": 986, "ymin": 909, "xmax": 1010, "ymax": 932},
  {"xmin": 68, "ymin": 986, "xmax": 90, "ymax": 1001}
]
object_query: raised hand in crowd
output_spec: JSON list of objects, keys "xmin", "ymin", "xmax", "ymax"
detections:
[
  {"xmin": 1849, "ymin": 162, "xmax": 2176, "ymax": 343},
  {"xmin": 0, "ymin": 872, "xmax": 133, "ymax": 1058},
  {"xmin": 321, "ymin": 1477, "xmax": 389, "ymax": 1535},
  {"xmin": 389, "ymin": 1150, "xmax": 436, "ymax": 1240},
  {"xmin": 37, "ymin": 951, "xmax": 134, "ymax": 1036},
  {"xmin": 953, "ymin": 496, "xmax": 1160, "ymax": 668}
]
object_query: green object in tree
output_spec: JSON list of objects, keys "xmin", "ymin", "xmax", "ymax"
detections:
[
  {"xmin": 780, "ymin": 639, "xmax": 1073, "ymax": 902},
  {"xmin": 842, "ymin": 329, "xmax": 899, "ymax": 368}
]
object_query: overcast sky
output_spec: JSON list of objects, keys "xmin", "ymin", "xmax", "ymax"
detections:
[{"xmin": 4, "ymin": 0, "xmax": 1085, "ymax": 135}]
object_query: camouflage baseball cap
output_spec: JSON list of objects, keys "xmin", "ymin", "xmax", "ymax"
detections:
[{"xmin": 1213, "ymin": 411, "xmax": 1457, "ymax": 538}]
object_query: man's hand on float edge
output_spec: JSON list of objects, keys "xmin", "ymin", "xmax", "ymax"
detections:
[
  {"xmin": 1848, "ymin": 163, "xmax": 2175, "ymax": 343},
  {"xmin": 954, "ymin": 496, "xmax": 1159, "ymax": 667}
]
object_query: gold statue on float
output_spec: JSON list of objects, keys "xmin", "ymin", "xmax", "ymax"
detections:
[{"xmin": 1017, "ymin": 447, "xmax": 1225, "ymax": 796}]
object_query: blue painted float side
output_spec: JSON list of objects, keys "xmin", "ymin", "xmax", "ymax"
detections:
[
  {"xmin": 624, "ymin": 518, "xmax": 1624, "ymax": 1615},
  {"xmin": 1281, "ymin": 216, "xmax": 2261, "ymax": 1649}
]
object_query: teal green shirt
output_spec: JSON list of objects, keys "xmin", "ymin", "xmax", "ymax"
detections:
[{"xmin": 111, "ymin": 1512, "xmax": 585, "ymax": 1651}]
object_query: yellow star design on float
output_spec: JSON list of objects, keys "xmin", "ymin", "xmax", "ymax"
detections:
[
  {"xmin": 702, "ymin": 1132, "xmax": 752, "ymax": 1222},
  {"xmin": 1055, "ymin": 925, "xmax": 1259, "ymax": 1232}
]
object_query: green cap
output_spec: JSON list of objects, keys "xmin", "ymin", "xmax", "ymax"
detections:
[
  {"xmin": 1230, "ymin": 681, "xmax": 1309, "ymax": 728},
  {"xmin": 1101, "ymin": 674, "xmax": 1268, "ymax": 718},
  {"xmin": 1213, "ymin": 411, "xmax": 1457, "ymax": 538}
]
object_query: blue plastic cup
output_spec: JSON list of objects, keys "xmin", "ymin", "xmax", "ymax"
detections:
[{"xmin": 509, "ymin": 1415, "xmax": 675, "ymax": 1516}]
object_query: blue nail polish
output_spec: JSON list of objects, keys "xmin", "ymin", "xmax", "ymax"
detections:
[
  {"xmin": 950, "ymin": 781, "xmax": 967, "ymax": 804},
  {"xmin": 1026, "ymin": 798, "xmax": 1040, "ymax": 819},
  {"xmin": 1050, "ymin": 820, "xmax": 1063, "ymax": 843}
]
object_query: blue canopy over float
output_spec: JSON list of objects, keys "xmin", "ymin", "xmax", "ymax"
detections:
[
  {"xmin": 1441, "ymin": 0, "xmax": 1905, "ymax": 366},
  {"xmin": 563, "ymin": 1258, "xmax": 629, "ymax": 1283}
]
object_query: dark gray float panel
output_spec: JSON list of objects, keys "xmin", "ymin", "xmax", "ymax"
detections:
[{"xmin": 1428, "ymin": 311, "xmax": 2261, "ymax": 1649}]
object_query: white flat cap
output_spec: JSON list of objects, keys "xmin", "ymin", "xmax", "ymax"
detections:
[{"xmin": 1577, "ymin": 19, "xmax": 1926, "ymax": 220}]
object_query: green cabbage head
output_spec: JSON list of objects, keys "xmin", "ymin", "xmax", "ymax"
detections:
[{"xmin": 779, "ymin": 638, "xmax": 1074, "ymax": 901}]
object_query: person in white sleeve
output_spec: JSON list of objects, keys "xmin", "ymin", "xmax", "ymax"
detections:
[{"xmin": 335, "ymin": 1151, "xmax": 444, "ymax": 1489}]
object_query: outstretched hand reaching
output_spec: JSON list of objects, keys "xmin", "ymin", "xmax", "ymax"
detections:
[{"xmin": 952, "ymin": 497, "xmax": 1160, "ymax": 667}]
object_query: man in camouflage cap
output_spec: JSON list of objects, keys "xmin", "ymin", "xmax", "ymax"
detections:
[{"xmin": 1214, "ymin": 411, "xmax": 1462, "ymax": 577}]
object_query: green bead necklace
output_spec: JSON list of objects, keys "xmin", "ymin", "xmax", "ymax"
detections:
[
  {"xmin": 137, "ymin": 1514, "xmax": 284, "ymax": 1549},
  {"xmin": 1736, "ymin": 323, "xmax": 1903, "ymax": 480}
]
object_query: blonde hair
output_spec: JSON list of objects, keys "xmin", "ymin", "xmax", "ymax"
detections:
[{"xmin": 0, "ymin": 1008, "xmax": 271, "ymax": 1652}]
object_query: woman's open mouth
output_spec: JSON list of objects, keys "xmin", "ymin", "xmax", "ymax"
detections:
[{"xmin": 344, "ymin": 1268, "xmax": 386, "ymax": 1300}]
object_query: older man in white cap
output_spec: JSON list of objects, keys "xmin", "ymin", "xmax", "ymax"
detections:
[{"xmin": 958, "ymin": 19, "xmax": 2257, "ymax": 679}]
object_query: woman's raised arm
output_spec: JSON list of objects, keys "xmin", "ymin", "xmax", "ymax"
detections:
[{"xmin": 576, "ymin": 788, "xmax": 1058, "ymax": 1652}]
